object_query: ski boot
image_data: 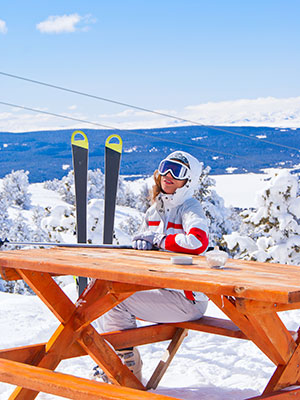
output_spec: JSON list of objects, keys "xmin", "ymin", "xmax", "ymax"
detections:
[{"xmin": 92, "ymin": 347, "xmax": 142, "ymax": 383}]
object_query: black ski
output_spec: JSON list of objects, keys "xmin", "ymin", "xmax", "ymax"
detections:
[
  {"xmin": 71, "ymin": 130, "xmax": 89, "ymax": 295},
  {"xmin": 0, "ymin": 238, "xmax": 131, "ymax": 249},
  {"xmin": 103, "ymin": 134, "xmax": 123, "ymax": 244}
]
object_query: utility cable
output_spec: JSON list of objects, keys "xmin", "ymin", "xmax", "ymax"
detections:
[
  {"xmin": 1, "ymin": 71, "xmax": 299, "ymax": 153},
  {"xmin": 0, "ymin": 100, "xmax": 245, "ymax": 159}
]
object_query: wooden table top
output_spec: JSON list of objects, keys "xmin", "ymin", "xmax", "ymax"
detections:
[{"xmin": 0, "ymin": 247, "xmax": 299, "ymax": 304}]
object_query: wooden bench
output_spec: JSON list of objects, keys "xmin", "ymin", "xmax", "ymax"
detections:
[
  {"xmin": 0, "ymin": 314, "xmax": 248, "ymax": 394},
  {"xmin": 2, "ymin": 313, "xmax": 290, "ymax": 394},
  {"xmin": 0, "ymin": 358, "xmax": 179, "ymax": 400}
]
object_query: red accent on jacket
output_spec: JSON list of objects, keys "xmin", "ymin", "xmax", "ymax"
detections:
[
  {"xmin": 148, "ymin": 221, "xmax": 160, "ymax": 226},
  {"xmin": 165, "ymin": 227, "xmax": 209, "ymax": 255},
  {"xmin": 167, "ymin": 222, "xmax": 183, "ymax": 230}
]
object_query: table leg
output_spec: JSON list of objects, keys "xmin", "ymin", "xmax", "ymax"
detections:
[
  {"xmin": 209, "ymin": 294, "xmax": 300, "ymax": 396},
  {"xmin": 7, "ymin": 270, "xmax": 146, "ymax": 399},
  {"xmin": 262, "ymin": 342, "xmax": 300, "ymax": 394},
  {"xmin": 146, "ymin": 328, "xmax": 188, "ymax": 390},
  {"xmin": 209, "ymin": 295, "xmax": 293, "ymax": 365}
]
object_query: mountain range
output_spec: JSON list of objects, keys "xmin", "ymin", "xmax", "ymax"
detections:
[{"xmin": 0, "ymin": 125, "xmax": 299, "ymax": 182}]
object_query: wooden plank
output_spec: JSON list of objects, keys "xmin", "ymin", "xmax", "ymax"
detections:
[
  {"xmin": 236, "ymin": 299, "xmax": 300, "ymax": 314},
  {"xmin": 1, "ymin": 247, "xmax": 300, "ymax": 303},
  {"xmin": 0, "ymin": 343, "xmax": 84, "ymax": 363},
  {"xmin": 17, "ymin": 269, "xmax": 75, "ymax": 323},
  {"xmin": 209, "ymin": 294, "xmax": 288, "ymax": 365},
  {"xmin": 79, "ymin": 325, "xmax": 144, "ymax": 390},
  {"xmin": 104, "ymin": 324, "xmax": 178, "ymax": 350},
  {"xmin": 146, "ymin": 328, "xmax": 188, "ymax": 390},
  {"xmin": 0, "ymin": 267, "xmax": 60, "ymax": 282},
  {"xmin": 173, "ymin": 316, "xmax": 248, "ymax": 339},
  {"xmin": 0, "ymin": 359, "xmax": 180, "ymax": 400},
  {"xmin": 6, "ymin": 270, "xmax": 78, "ymax": 400},
  {"xmin": 8, "ymin": 323, "xmax": 80, "ymax": 400},
  {"xmin": 0, "ymin": 324, "xmax": 178, "ymax": 364},
  {"xmin": 0, "ymin": 344, "xmax": 46, "ymax": 364},
  {"xmin": 245, "ymin": 312, "xmax": 296, "ymax": 365},
  {"xmin": 8, "ymin": 270, "xmax": 146, "ymax": 400},
  {"xmin": 247, "ymin": 387, "xmax": 300, "ymax": 399},
  {"xmin": 108, "ymin": 281, "xmax": 155, "ymax": 293},
  {"xmin": 263, "ymin": 342, "xmax": 300, "ymax": 393},
  {"xmin": 73, "ymin": 281, "xmax": 134, "ymax": 332},
  {"xmin": 0, "ymin": 266, "xmax": 21, "ymax": 281}
]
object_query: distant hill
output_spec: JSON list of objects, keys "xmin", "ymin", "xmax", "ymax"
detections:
[{"xmin": 0, "ymin": 126, "xmax": 299, "ymax": 182}]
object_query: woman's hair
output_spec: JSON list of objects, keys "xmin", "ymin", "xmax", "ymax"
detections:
[
  {"xmin": 151, "ymin": 158, "xmax": 189, "ymax": 201},
  {"xmin": 152, "ymin": 169, "xmax": 162, "ymax": 201}
]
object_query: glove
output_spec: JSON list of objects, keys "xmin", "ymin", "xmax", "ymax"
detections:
[
  {"xmin": 132, "ymin": 239, "xmax": 153, "ymax": 250},
  {"xmin": 132, "ymin": 232, "xmax": 166, "ymax": 250}
]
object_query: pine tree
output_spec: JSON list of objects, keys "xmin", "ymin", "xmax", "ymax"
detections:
[
  {"xmin": 194, "ymin": 165, "xmax": 235, "ymax": 247},
  {"xmin": 58, "ymin": 171, "xmax": 75, "ymax": 205},
  {"xmin": 87, "ymin": 169, "xmax": 105, "ymax": 201},
  {"xmin": 223, "ymin": 170, "xmax": 300, "ymax": 264},
  {"xmin": 0, "ymin": 192, "xmax": 12, "ymax": 239},
  {"xmin": 135, "ymin": 182, "xmax": 151, "ymax": 212},
  {"xmin": 2, "ymin": 170, "xmax": 31, "ymax": 209}
]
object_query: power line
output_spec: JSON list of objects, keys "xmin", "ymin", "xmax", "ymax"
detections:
[
  {"xmin": 0, "ymin": 100, "xmax": 245, "ymax": 159},
  {"xmin": 1, "ymin": 71, "xmax": 299, "ymax": 153},
  {"xmin": 0, "ymin": 101, "xmax": 114, "ymax": 130}
]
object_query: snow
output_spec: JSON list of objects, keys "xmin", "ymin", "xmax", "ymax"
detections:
[
  {"xmin": 1, "ymin": 172, "xmax": 300, "ymax": 399},
  {"xmin": 212, "ymin": 173, "xmax": 270, "ymax": 208}
]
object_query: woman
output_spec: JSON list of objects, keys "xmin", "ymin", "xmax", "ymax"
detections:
[{"xmin": 96, "ymin": 151, "xmax": 209, "ymax": 382}]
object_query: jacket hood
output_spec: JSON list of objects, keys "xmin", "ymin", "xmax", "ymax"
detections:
[{"xmin": 160, "ymin": 151, "xmax": 202, "ymax": 206}]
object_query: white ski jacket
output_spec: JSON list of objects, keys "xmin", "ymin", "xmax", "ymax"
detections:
[
  {"xmin": 142, "ymin": 194, "xmax": 209, "ymax": 255},
  {"xmin": 140, "ymin": 151, "xmax": 209, "ymax": 302}
]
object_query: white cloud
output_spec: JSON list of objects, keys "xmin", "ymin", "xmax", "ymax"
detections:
[
  {"xmin": 36, "ymin": 14, "xmax": 95, "ymax": 34},
  {"xmin": 0, "ymin": 107, "xmax": 91, "ymax": 132},
  {"xmin": 68, "ymin": 105, "xmax": 77, "ymax": 110},
  {"xmin": 182, "ymin": 96, "xmax": 300, "ymax": 128},
  {"xmin": 0, "ymin": 19, "xmax": 7, "ymax": 34},
  {"xmin": 1, "ymin": 97, "xmax": 300, "ymax": 132}
]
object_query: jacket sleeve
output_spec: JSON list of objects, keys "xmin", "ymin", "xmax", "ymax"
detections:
[{"xmin": 164, "ymin": 200, "xmax": 209, "ymax": 255}]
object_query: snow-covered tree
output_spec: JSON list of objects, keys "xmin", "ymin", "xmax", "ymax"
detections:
[
  {"xmin": 43, "ymin": 178, "xmax": 61, "ymax": 191},
  {"xmin": 194, "ymin": 165, "xmax": 235, "ymax": 247},
  {"xmin": 87, "ymin": 199, "xmax": 104, "ymax": 243},
  {"xmin": 119, "ymin": 215, "xmax": 143, "ymax": 237},
  {"xmin": 8, "ymin": 212, "xmax": 32, "ymax": 243},
  {"xmin": 57, "ymin": 171, "xmax": 75, "ymax": 205},
  {"xmin": 135, "ymin": 182, "xmax": 152, "ymax": 212},
  {"xmin": 41, "ymin": 205, "xmax": 76, "ymax": 242},
  {"xmin": 87, "ymin": 169, "xmax": 105, "ymax": 201},
  {"xmin": 2, "ymin": 170, "xmax": 31, "ymax": 209},
  {"xmin": 223, "ymin": 170, "xmax": 300, "ymax": 265},
  {"xmin": 0, "ymin": 192, "xmax": 12, "ymax": 240},
  {"xmin": 30, "ymin": 206, "xmax": 50, "ymax": 242}
]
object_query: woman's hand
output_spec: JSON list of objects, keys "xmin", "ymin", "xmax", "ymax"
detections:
[{"xmin": 132, "ymin": 232, "xmax": 166, "ymax": 250}]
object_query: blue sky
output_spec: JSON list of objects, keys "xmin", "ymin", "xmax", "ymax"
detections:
[{"xmin": 0, "ymin": 0, "xmax": 300, "ymax": 131}]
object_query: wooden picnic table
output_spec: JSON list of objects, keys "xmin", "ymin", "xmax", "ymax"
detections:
[{"xmin": 1, "ymin": 247, "xmax": 300, "ymax": 400}]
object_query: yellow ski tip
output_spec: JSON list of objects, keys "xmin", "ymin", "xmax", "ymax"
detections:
[
  {"xmin": 105, "ymin": 134, "xmax": 123, "ymax": 153},
  {"xmin": 71, "ymin": 130, "xmax": 89, "ymax": 149}
]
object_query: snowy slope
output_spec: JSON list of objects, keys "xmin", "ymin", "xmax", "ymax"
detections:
[{"xmin": 1, "ymin": 173, "xmax": 300, "ymax": 399}]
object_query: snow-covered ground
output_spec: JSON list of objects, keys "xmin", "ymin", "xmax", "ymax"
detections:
[{"xmin": 1, "ymin": 172, "xmax": 299, "ymax": 400}]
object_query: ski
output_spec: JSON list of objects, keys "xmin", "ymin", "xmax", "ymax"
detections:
[
  {"xmin": 103, "ymin": 134, "xmax": 123, "ymax": 244},
  {"xmin": 0, "ymin": 238, "xmax": 131, "ymax": 249},
  {"xmin": 71, "ymin": 130, "xmax": 89, "ymax": 295}
]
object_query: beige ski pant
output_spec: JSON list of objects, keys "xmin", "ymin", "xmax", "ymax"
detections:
[{"xmin": 98, "ymin": 288, "xmax": 208, "ymax": 333}]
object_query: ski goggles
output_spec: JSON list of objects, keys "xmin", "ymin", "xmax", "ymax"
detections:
[{"xmin": 158, "ymin": 159, "xmax": 189, "ymax": 180}]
